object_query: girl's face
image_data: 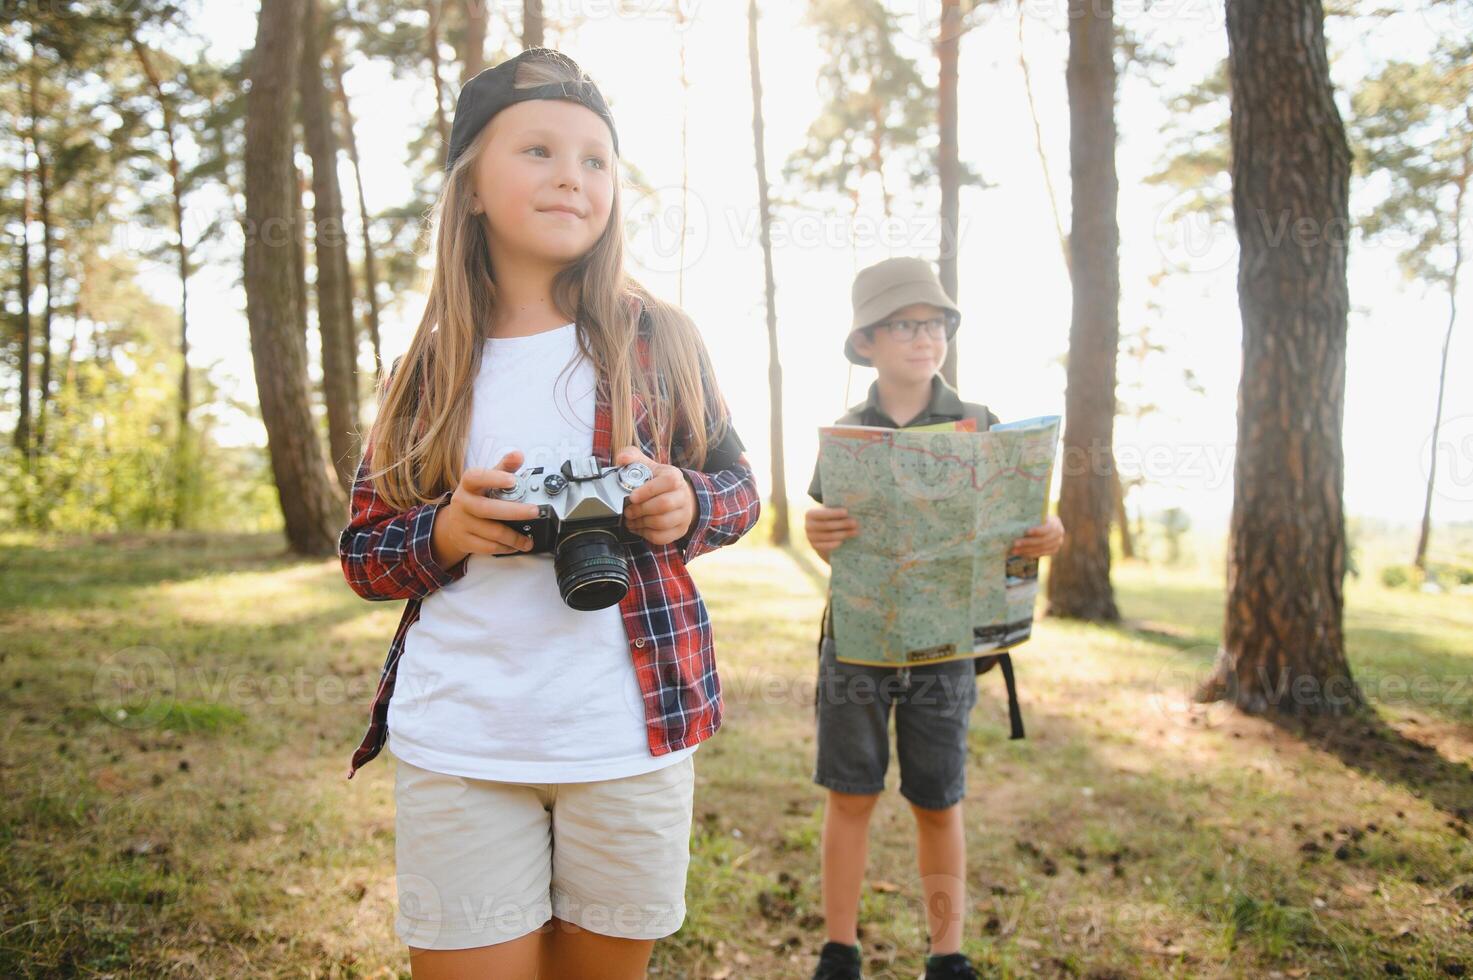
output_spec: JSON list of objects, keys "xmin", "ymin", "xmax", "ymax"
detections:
[
  {"xmin": 850, "ymin": 302, "xmax": 950, "ymax": 385},
  {"xmin": 470, "ymin": 99, "xmax": 616, "ymax": 269}
]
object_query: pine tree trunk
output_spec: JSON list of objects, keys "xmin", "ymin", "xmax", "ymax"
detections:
[
  {"xmin": 292, "ymin": 161, "xmax": 309, "ymax": 341},
  {"xmin": 243, "ymin": 0, "xmax": 344, "ymax": 556},
  {"xmin": 428, "ymin": 0, "xmax": 450, "ymax": 151},
  {"xmin": 460, "ymin": 0, "xmax": 487, "ymax": 81},
  {"xmin": 747, "ymin": 0, "xmax": 789, "ymax": 546},
  {"xmin": 676, "ymin": 3, "xmax": 690, "ymax": 304},
  {"xmin": 1413, "ymin": 169, "xmax": 1464, "ymax": 571},
  {"xmin": 329, "ymin": 46, "xmax": 385, "ymax": 382},
  {"xmin": 300, "ymin": 0, "xmax": 361, "ymax": 492},
  {"xmin": 1046, "ymin": 0, "xmax": 1121, "ymax": 622},
  {"xmin": 32, "ymin": 65, "xmax": 54, "ymax": 454},
  {"xmin": 1018, "ymin": 5, "xmax": 1071, "ymax": 281},
  {"xmin": 937, "ymin": 0, "xmax": 961, "ymax": 389},
  {"xmin": 130, "ymin": 32, "xmax": 195, "ymax": 530},
  {"xmin": 523, "ymin": 0, "xmax": 544, "ymax": 48},
  {"xmin": 14, "ymin": 78, "xmax": 33, "ymax": 459},
  {"xmin": 1198, "ymin": 0, "xmax": 1359, "ymax": 716}
]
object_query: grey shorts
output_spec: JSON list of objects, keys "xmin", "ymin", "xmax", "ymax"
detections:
[{"xmin": 813, "ymin": 634, "xmax": 978, "ymax": 810}]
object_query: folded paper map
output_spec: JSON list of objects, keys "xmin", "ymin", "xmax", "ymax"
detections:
[{"xmin": 817, "ymin": 415, "xmax": 1062, "ymax": 666}]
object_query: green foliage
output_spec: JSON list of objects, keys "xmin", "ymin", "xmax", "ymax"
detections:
[
  {"xmin": 1427, "ymin": 561, "xmax": 1472, "ymax": 588},
  {"xmin": 3, "ymin": 10, "xmax": 285, "ymax": 537},
  {"xmin": 1145, "ymin": 58, "xmax": 1232, "ymax": 225},
  {"xmin": 1380, "ymin": 563, "xmax": 1414, "ymax": 589},
  {"xmin": 0, "ymin": 356, "xmax": 281, "ymax": 534},
  {"xmin": 1158, "ymin": 506, "xmax": 1191, "ymax": 565},
  {"xmin": 1350, "ymin": 39, "xmax": 1473, "ymax": 289},
  {"xmin": 1219, "ymin": 890, "xmax": 1314, "ymax": 956},
  {"xmin": 782, "ymin": 0, "xmax": 967, "ymax": 213},
  {"xmin": 1378, "ymin": 561, "xmax": 1473, "ymax": 590}
]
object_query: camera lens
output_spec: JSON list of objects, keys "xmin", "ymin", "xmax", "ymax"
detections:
[{"xmin": 553, "ymin": 529, "xmax": 631, "ymax": 611}]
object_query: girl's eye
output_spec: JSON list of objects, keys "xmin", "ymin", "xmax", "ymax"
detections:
[
  {"xmin": 526, "ymin": 146, "xmax": 549, "ymax": 157},
  {"xmin": 585, "ymin": 156, "xmax": 606, "ymax": 170}
]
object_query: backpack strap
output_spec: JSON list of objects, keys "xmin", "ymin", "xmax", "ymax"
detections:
[{"xmin": 998, "ymin": 653, "xmax": 1025, "ymax": 739}]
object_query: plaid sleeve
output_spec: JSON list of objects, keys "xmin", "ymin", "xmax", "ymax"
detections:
[
  {"xmin": 679, "ymin": 452, "xmax": 761, "ymax": 563},
  {"xmin": 338, "ymin": 452, "xmax": 469, "ymax": 601}
]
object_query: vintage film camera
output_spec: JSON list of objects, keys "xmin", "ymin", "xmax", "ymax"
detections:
[{"xmin": 487, "ymin": 455, "xmax": 654, "ymax": 611}]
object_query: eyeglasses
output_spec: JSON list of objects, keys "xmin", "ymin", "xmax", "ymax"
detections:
[{"xmin": 873, "ymin": 316, "xmax": 951, "ymax": 342}]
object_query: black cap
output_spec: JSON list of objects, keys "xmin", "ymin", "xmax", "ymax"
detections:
[{"xmin": 444, "ymin": 48, "xmax": 619, "ymax": 173}]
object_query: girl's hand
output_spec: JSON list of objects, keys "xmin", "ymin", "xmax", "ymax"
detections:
[
  {"xmin": 1010, "ymin": 515, "xmax": 1064, "ymax": 558},
  {"xmin": 430, "ymin": 451, "xmax": 543, "ymax": 568},
  {"xmin": 805, "ymin": 505, "xmax": 859, "ymax": 562},
  {"xmin": 615, "ymin": 446, "xmax": 697, "ymax": 546}
]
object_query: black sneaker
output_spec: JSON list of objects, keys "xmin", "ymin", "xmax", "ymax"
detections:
[
  {"xmin": 924, "ymin": 951, "xmax": 981, "ymax": 979},
  {"xmin": 812, "ymin": 940, "xmax": 862, "ymax": 980}
]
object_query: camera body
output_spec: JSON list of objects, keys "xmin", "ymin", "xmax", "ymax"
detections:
[{"xmin": 486, "ymin": 455, "xmax": 654, "ymax": 610}]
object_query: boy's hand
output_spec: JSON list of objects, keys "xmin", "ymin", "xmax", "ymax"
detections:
[
  {"xmin": 1010, "ymin": 515, "xmax": 1064, "ymax": 558},
  {"xmin": 431, "ymin": 450, "xmax": 542, "ymax": 568},
  {"xmin": 615, "ymin": 446, "xmax": 697, "ymax": 546},
  {"xmin": 805, "ymin": 505, "xmax": 859, "ymax": 561}
]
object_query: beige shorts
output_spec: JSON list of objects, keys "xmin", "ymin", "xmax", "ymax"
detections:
[{"xmin": 391, "ymin": 752, "xmax": 696, "ymax": 950}]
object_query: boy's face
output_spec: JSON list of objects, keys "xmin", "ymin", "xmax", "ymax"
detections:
[{"xmin": 850, "ymin": 302, "xmax": 950, "ymax": 385}]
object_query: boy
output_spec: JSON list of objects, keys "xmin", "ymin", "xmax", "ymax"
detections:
[{"xmin": 805, "ymin": 257, "xmax": 1064, "ymax": 980}]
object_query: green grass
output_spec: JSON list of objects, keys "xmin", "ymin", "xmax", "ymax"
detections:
[{"xmin": 1, "ymin": 527, "xmax": 1471, "ymax": 977}]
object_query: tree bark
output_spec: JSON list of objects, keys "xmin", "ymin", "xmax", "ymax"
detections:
[
  {"xmin": 300, "ymin": 0, "xmax": 361, "ymax": 492},
  {"xmin": 1046, "ymin": 0, "xmax": 1121, "ymax": 622},
  {"xmin": 937, "ymin": 0, "xmax": 961, "ymax": 389},
  {"xmin": 130, "ymin": 32, "xmax": 196, "ymax": 529},
  {"xmin": 1018, "ymin": 5, "xmax": 1071, "ymax": 282},
  {"xmin": 428, "ymin": 0, "xmax": 450, "ymax": 152},
  {"xmin": 291, "ymin": 161, "xmax": 310, "ymax": 343},
  {"xmin": 523, "ymin": 0, "xmax": 544, "ymax": 48},
  {"xmin": 460, "ymin": 0, "xmax": 487, "ymax": 81},
  {"xmin": 329, "ymin": 44, "xmax": 385, "ymax": 382},
  {"xmin": 1414, "ymin": 161, "xmax": 1465, "ymax": 571},
  {"xmin": 14, "ymin": 70, "xmax": 34, "ymax": 459},
  {"xmin": 748, "ymin": 0, "xmax": 788, "ymax": 546},
  {"xmin": 676, "ymin": 1, "xmax": 690, "ymax": 304},
  {"xmin": 30, "ymin": 59, "xmax": 54, "ymax": 454},
  {"xmin": 243, "ymin": 0, "xmax": 344, "ymax": 556},
  {"xmin": 1199, "ymin": 0, "xmax": 1359, "ymax": 715}
]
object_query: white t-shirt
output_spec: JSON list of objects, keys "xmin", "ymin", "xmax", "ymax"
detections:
[{"xmin": 387, "ymin": 322, "xmax": 698, "ymax": 782}]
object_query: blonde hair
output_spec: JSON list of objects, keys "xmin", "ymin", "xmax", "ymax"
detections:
[{"xmin": 363, "ymin": 53, "xmax": 727, "ymax": 512}]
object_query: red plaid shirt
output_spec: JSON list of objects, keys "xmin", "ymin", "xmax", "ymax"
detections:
[{"xmin": 340, "ymin": 319, "xmax": 760, "ymax": 779}]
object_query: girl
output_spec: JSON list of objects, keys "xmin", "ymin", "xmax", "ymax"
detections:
[{"xmin": 338, "ymin": 48, "xmax": 760, "ymax": 980}]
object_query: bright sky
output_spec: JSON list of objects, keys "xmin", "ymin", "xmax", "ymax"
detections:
[{"xmin": 175, "ymin": 0, "xmax": 1473, "ymax": 534}]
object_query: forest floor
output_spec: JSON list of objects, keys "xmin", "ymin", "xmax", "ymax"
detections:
[{"xmin": 2, "ymin": 526, "xmax": 1471, "ymax": 978}]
